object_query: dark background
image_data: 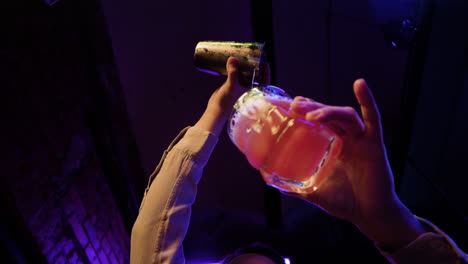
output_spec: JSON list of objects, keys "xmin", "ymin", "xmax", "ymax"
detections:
[{"xmin": 2, "ymin": 0, "xmax": 466, "ymax": 263}]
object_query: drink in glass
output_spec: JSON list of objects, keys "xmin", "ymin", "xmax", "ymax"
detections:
[{"xmin": 228, "ymin": 85, "xmax": 342, "ymax": 193}]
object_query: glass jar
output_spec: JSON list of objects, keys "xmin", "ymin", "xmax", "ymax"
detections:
[{"xmin": 227, "ymin": 85, "xmax": 342, "ymax": 193}]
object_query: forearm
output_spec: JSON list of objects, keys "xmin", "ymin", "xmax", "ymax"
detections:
[
  {"xmin": 355, "ymin": 199, "xmax": 426, "ymax": 253},
  {"xmin": 194, "ymin": 106, "xmax": 230, "ymax": 137}
]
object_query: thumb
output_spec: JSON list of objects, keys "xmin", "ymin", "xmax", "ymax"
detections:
[
  {"xmin": 226, "ymin": 57, "xmax": 240, "ymax": 85},
  {"xmin": 353, "ymin": 78, "xmax": 382, "ymax": 139}
]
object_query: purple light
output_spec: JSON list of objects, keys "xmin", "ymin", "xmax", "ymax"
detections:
[
  {"xmin": 186, "ymin": 261, "xmax": 220, "ymax": 264},
  {"xmin": 43, "ymin": 0, "xmax": 61, "ymax": 6},
  {"xmin": 284, "ymin": 257, "xmax": 291, "ymax": 264}
]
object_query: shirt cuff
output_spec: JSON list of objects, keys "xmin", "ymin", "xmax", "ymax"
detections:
[{"xmin": 379, "ymin": 216, "xmax": 466, "ymax": 264}]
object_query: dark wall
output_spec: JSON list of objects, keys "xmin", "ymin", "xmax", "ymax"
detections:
[
  {"xmin": 399, "ymin": 0, "xmax": 467, "ymax": 250},
  {"xmin": 2, "ymin": 0, "xmax": 143, "ymax": 262}
]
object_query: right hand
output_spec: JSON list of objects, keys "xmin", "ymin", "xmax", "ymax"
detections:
[
  {"xmin": 194, "ymin": 57, "xmax": 270, "ymax": 136},
  {"xmin": 283, "ymin": 79, "xmax": 425, "ymax": 251}
]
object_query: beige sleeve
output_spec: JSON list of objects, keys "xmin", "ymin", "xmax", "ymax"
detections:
[
  {"xmin": 380, "ymin": 216, "xmax": 468, "ymax": 264},
  {"xmin": 130, "ymin": 126, "xmax": 218, "ymax": 264}
]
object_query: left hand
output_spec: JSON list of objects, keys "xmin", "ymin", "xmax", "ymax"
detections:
[{"xmin": 194, "ymin": 57, "xmax": 270, "ymax": 136}]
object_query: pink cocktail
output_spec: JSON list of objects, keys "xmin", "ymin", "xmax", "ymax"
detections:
[{"xmin": 228, "ymin": 86, "xmax": 342, "ymax": 193}]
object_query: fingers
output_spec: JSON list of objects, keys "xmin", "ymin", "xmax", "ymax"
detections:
[
  {"xmin": 294, "ymin": 96, "xmax": 316, "ymax": 103},
  {"xmin": 306, "ymin": 106, "xmax": 365, "ymax": 138},
  {"xmin": 353, "ymin": 79, "xmax": 382, "ymax": 138},
  {"xmin": 290, "ymin": 96, "xmax": 325, "ymax": 116},
  {"xmin": 268, "ymin": 97, "xmax": 293, "ymax": 110},
  {"xmin": 226, "ymin": 57, "xmax": 240, "ymax": 86},
  {"xmin": 226, "ymin": 56, "xmax": 271, "ymax": 86},
  {"xmin": 289, "ymin": 95, "xmax": 364, "ymax": 137},
  {"xmin": 267, "ymin": 80, "xmax": 379, "ymax": 139}
]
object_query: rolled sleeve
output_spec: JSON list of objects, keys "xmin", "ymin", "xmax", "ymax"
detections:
[
  {"xmin": 173, "ymin": 126, "xmax": 219, "ymax": 167},
  {"xmin": 380, "ymin": 216, "xmax": 468, "ymax": 264}
]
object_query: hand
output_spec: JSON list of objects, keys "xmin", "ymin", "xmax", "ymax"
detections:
[
  {"xmin": 284, "ymin": 79, "xmax": 425, "ymax": 251},
  {"xmin": 194, "ymin": 57, "xmax": 270, "ymax": 136},
  {"xmin": 206, "ymin": 57, "xmax": 249, "ymax": 119}
]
